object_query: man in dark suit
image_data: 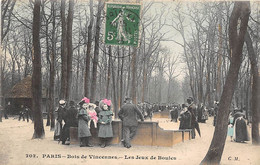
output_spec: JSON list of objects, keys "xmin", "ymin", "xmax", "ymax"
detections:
[
  {"xmin": 118, "ymin": 97, "xmax": 144, "ymax": 148},
  {"xmin": 187, "ymin": 97, "xmax": 197, "ymax": 139},
  {"xmin": 61, "ymin": 101, "xmax": 78, "ymax": 145}
]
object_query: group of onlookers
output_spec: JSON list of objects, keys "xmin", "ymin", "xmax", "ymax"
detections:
[
  {"xmin": 54, "ymin": 98, "xmax": 114, "ymax": 148},
  {"xmin": 54, "ymin": 97, "xmax": 144, "ymax": 148},
  {"xmin": 178, "ymin": 97, "xmax": 250, "ymax": 143}
]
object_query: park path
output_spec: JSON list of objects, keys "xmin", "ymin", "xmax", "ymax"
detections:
[{"xmin": 0, "ymin": 117, "xmax": 259, "ymax": 165}]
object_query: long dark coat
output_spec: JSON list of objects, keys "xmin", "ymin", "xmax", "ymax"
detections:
[
  {"xmin": 118, "ymin": 103, "xmax": 144, "ymax": 127},
  {"xmin": 234, "ymin": 117, "xmax": 249, "ymax": 142},
  {"xmin": 60, "ymin": 105, "xmax": 78, "ymax": 142},
  {"xmin": 170, "ymin": 108, "xmax": 178, "ymax": 121},
  {"xmin": 65, "ymin": 105, "xmax": 78, "ymax": 127},
  {"xmin": 179, "ymin": 110, "xmax": 191, "ymax": 130},
  {"xmin": 98, "ymin": 110, "xmax": 113, "ymax": 138},
  {"xmin": 78, "ymin": 108, "xmax": 91, "ymax": 138},
  {"xmin": 54, "ymin": 106, "xmax": 66, "ymax": 139}
]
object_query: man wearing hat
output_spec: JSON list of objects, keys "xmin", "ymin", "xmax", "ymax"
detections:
[
  {"xmin": 187, "ymin": 97, "xmax": 198, "ymax": 139},
  {"xmin": 118, "ymin": 97, "xmax": 144, "ymax": 148},
  {"xmin": 60, "ymin": 101, "xmax": 78, "ymax": 145}
]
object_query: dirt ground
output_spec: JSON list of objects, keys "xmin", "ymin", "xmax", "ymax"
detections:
[{"xmin": 0, "ymin": 116, "xmax": 259, "ymax": 165}]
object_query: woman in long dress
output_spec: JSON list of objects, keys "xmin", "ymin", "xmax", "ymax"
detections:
[{"xmin": 233, "ymin": 112, "xmax": 250, "ymax": 143}]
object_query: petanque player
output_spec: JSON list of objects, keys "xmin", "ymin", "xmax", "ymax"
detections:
[{"xmin": 118, "ymin": 97, "xmax": 144, "ymax": 148}]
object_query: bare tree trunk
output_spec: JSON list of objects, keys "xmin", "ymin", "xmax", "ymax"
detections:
[
  {"xmin": 49, "ymin": 0, "xmax": 57, "ymax": 131},
  {"xmin": 216, "ymin": 2, "xmax": 223, "ymax": 101},
  {"xmin": 106, "ymin": 46, "xmax": 112, "ymax": 98},
  {"xmin": 245, "ymin": 31, "xmax": 260, "ymax": 145},
  {"xmin": 142, "ymin": 48, "xmax": 147, "ymax": 103},
  {"xmin": 112, "ymin": 60, "xmax": 118, "ymax": 118},
  {"xmin": 45, "ymin": 16, "xmax": 51, "ymax": 127},
  {"xmin": 90, "ymin": 0, "xmax": 103, "ymax": 102},
  {"xmin": 126, "ymin": 47, "xmax": 131, "ymax": 97},
  {"xmin": 131, "ymin": 48, "xmax": 137, "ymax": 104},
  {"xmin": 66, "ymin": 0, "xmax": 74, "ymax": 100},
  {"xmin": 117, "ymin": 47, "xmax": 120, "ymax": 109},
  {"xmin": 119, "ymin": 48, "xmax": 125, "ymax": 108},
  {"xmin": 201, "ymin": 2, "xmax": 250, "ymax": 164},
  {"xmin": 84, "ymin": 0, "xmax": 93, "ymax": 98},
  {"xmin": 32, "ymin": 0, "xmax": 45, "ymax": 139},
  {"xmin": 60, "ymin": 0, "xmax": 68, "ymax": 100}
]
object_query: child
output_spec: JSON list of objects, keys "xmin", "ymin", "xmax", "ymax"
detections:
[
  {"xmin": 78, "ymin": 102, "xmax": 93, "ymax": 147},
  {"xmin": 87, "ymin": 103, "xmax": 98, "ymax": 128},
  {"xmin": 98, "ymin": 100, "xmax": 113, "ymax": 148},
  {"xmin": 227, "ymin": 112, "xmax": 234, "ymax": 141}
]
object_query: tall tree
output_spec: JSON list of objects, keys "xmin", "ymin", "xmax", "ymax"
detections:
[
  {"xmin": 131, "ymin": 48, "xmax": 137, "ymax": 104},
  {"xmin": 245, "ymin": 31, "xmax": 260, "ymax": 145},
  {"xmin": 201, "ymin": 2, "xmax": 250, "ymax": 164},
  {"xmin": 60, "ymin": 0, "xmax": 68, "ymax": 100},
  {"xmin": 66, "ymin": 0, "xmax": 75, "ymax": 100},
  {"xmin": 49, "ymin": 0, "xmax": 57, "ymax": 130},
  {"xmin": 106, "ymin": 46, "xmax": 112, "ymax": 98},
  {"xmin": 90, "ymin": 0, "xmax": 103, "ymax": 102},
  {"xmin": 32, "ymin": 0, "xmax": 45, "ymax": 138},
  {"xmin": 84, "ymin": 0, "xmax": 93, "ymax": 98}
]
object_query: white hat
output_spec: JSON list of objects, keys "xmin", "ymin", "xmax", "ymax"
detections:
[{"xmin": 59, "ymin": 100, "xmax": 66, "ymax": 105}]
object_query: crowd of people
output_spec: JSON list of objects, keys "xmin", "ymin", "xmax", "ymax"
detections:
[
  {"xmin": 177, "ymin": 97, "xmax": 250, "ymax": 143},
  {"xmin": 2, "ymin": 95, "xmax": 250, "ymax": 147}
]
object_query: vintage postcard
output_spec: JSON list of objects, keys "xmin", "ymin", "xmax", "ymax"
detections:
[{"xmin": 0, "ymin": 0, "xmax": 260, "ymax": 165}]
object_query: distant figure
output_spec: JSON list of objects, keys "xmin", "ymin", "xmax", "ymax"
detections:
[
  {"xmin": 197, "ymin": 103, "xmax": 203, "ymax": 122},
  {"xmin": 118, "ymin": 97, "xmax": 144, "ymax": 148},
  {"xmin": 18, "ymin": 105, "xmax": 25, "ymax": 121},
  {"xmin": 146, "ymin": 104, "xmax": 153, "ymax": 120},
  {"xmin": 198, "ymin": 104, "xmax": 208, "ymax": 123},
  {"xmin": 4, "ymin": 102, "xmax": 11, "ymax": 119},
  {"xmin": 170, "ymin": 107, "xmax": 178, "ymax": 122},
  {"xmin": 54, "ymin": 100, "xmax": 66, "ymax": 141},
  {"xmin": 60, "ymin": 101, "xmax": 78, "ymax": 145},
  {"xmin": 24, "ymin": 106, "xmax": 31, "ymax": 122},
  {"xmin": 179, "ymin": 104, "xmax": 191, "ymax": 130},
  {"xmin": 227, "ymin": 112, "xmax": 234, "ymax": 141},
  {"xmin": 213, "ymin": 102, "xmax": 219, "ymax": 126}
]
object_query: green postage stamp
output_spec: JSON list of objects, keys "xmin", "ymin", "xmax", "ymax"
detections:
[{"xmin": 104, "ymin": 3, "xmax": 141, "ymax": 47}]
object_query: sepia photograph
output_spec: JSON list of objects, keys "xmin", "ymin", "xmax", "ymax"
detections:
[{"xmin": 0, "ymin": 0, "xmax": 260, "ymax": 164}]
